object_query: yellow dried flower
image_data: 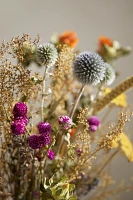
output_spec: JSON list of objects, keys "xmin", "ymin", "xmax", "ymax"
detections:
[
  {"xmin": 112, "ymin": 133, "xmax": 133, "ymax": 162},
  {"xmin": 104, "ymin": 88, "xmax": 127, "ymax": 107}
]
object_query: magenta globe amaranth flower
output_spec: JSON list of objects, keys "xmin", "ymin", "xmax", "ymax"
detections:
[
  {"xmin": 13, "ymin": 116, "xmax": 29, "ymax": 125},
  {"xmin": 13, "ymin": 102, "xmax": 27, "ymax": 117},
  {"xmin": 47, "ymin": 150, "xmax": 55, "ymax": 160},
  {"xmin": 38, "ymin": 134, "xmax": 51, "ymax": 148},
  {"xmin": 28, "ymin": 134, "xmax": 39, "ymax": 149},
  {"xmin": 38, "ymin": 122, "xmax": 51, "ymax": 135},
  {"xmin": 11, "ymin": 121, "xmax": 26, "ymax": 135},
  {"xmin": 58, "ymin": 116, "xmax": 72, "ymax": 130},
  {"xmin": 88, "ymin": 116, "xmax": 100, "ymax": 132}
]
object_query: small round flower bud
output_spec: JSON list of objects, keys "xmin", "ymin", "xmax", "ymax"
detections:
[
  {"xmin": 38, "ymin": 122, "xmax": 51, "ymax": 135},
  {"xmin": 47, "ymin": 150, "xmax": 55, "ymax": 160},
  {"xmin": 13, "ymin": 102, "xmax": 27, "ymax": 117},
  {"xmin": 11, "ymin": 121, "xmax": 26, "ymax": 135},
  {"xmin": 102, "ymin": 63, "xmax": 116, "ymax": 86},
  {"xmin": 73, "ymin": 52, "xmax": 106, "ymax": 85},
  {"xmin": 28, "ymin": 134, "xmax": 39, "ymax": 149},
  {"xmin": 36, "ymin": 43, "xmax": 58, "ymax": 67},
  {"xmin": 58, "ymin": 116, "xmax": 72, "ymax": 130}
]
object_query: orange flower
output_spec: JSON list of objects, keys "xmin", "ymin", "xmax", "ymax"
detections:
[
  {"xmin": 59, "ymin": 31, "xmax": 78, "ymax": 48},
  {"xmin": 99, "ymin": 36, "xmax": 113, "ymax": 47},
  {"xmin": 69, "ymin": 128, "xmax": 76, "ymax": 137},
  {"xmin": 98, "ymin": 36, "xmax": 113, "ymax": 53}
]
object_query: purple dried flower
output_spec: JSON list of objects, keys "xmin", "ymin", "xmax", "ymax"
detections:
[
  {"xmin": 47, "ymin": 150, "xmax": 55, "ymax": 160},
  {"xmin": 33, "ymin": 191, "xmax": 39, "ymax": 197},
  {"xmin": 35, "ymin": 153, "xmax": 42, "ymax": 162},
  {"xmin": 58, "ymin": 116, "xmax": 72, "ymax": 130},
  {"xmin": 11, "ymin": 121, "xmax": 26, "ymax": 135},
  {"xmin": 28, "ymin": 134, "xmax": 39, "ymax": 149},
  {"xmin": 13, "ymin": 102, "xmax": 27, "ymax": 117},
  {"xmin": 77, "ymin": 149, "xmax": 82, "ymax": 156},
  {"xmin": 38, "ymin": 122, "xmax": 51, "ymax": 134},
  {"xmin": 14, "ymin": 116, "xmax": 28, "ymax": 125},
  {"xmin": 88, "ymin": 116, "xmax": 100, "ymax": 127},
  {"xmin": 38, "ymin": 134, "xmax": 50, "ymax": 148},
  {"xmin": 89, "ymin": 125, "xmax": 98, "ymax": 132},
  {"xmin": 88, "ymin": 116, "xmax": 100, "ymax": 132}
]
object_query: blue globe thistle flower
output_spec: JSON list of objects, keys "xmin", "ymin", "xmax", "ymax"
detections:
[
  {"xmin": 36, "ymin": 43, "xmax": 58, "ymax": 67},
  {"xmin": 73, "ymin": 52, "xmax": 106, "ymax": 85},
  {"xmin": 102, "ymin": 63, "xmax": 116, "ymax": 86}
]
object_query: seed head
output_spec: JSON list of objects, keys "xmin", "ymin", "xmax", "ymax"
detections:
[
  {"xmin": 36, "ymin": 43, "xmax": 58, "ymax": 67},
  {"xmin": 73, "ymin": 52, "xmax": 106, "ymax": 85},
  {"xmin": 102, "ymin": 63, "xmax": 116, "ymax": 86}
]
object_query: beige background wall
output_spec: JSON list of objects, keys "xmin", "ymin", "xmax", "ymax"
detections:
[{"xmin": 0, "ymin": 0, "xmax": 133, "ymax": 199}]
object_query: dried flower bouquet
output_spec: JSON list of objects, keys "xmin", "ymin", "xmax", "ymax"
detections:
[{"xmin": 0, "ymin": 32, "xmax": 133, "ymax": 200}]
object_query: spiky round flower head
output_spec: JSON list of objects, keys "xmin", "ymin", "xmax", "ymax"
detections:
[
  {"xmin": 28, "ymin": 134, "xmax": 39, "ymax": 149},
  {"xmin": 73, "ymin": 52, "xmax": 106, "ymax": 85},
  {"xmin": 38, "ymin": 134, "xmax": 50, "ymax": 148},
  {"xmin": 11, "ymin": 121, "xmax": 26, "ymax": 135},
  {"xmin": 58, "ymin": 116, "xmax": 72, "ymax": 130},
  {"xmin": 102, "ymin": 63, "xmax": 116, "ymax": 86},
  {"xmin": 37, "ymin": 122, "xmax": 52, "ymax": 135},
  {"xmin": 14, "ymin": 116, "xmax": 29, "ymax": 125},
  {"xmin": 13, "ymin": 102, "xmax": 27, "ymax": 117},
  {"xmin": 47, "ymin": 150, "xmax": 55, "ymax": 160},
  {"xmin": 36, "ymin": 43, "xmax": 58, "ymax": 67}
]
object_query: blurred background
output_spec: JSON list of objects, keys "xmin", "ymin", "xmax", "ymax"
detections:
[{"xmin": 0, "ymin": 0, "xmax": 133, "ymax": 199}]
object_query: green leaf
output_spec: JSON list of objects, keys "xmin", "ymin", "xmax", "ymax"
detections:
[
  {"xmin": 69, "ymin": 184, "xmax": 75, "ymax": 193},
  {"xmin": 68, "ymin": 195, "xmax": 77, "ymax": 200},
  {"xmin": 55, "ymin": 188, "xmax": 62, "ymax": 196}
]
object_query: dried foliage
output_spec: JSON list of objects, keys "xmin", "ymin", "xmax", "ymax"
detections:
[{"xmin": 0, "ymin": 32, "xmax": 133, "ymax": 200}]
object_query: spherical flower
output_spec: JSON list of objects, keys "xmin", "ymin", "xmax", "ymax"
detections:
[
  {"xmin": 88, "ymin": 116, "xmax": 100, "ymax": 127},
  {"xmin": 28, "ymin": 134, "xmax": 39, "ymax": 149},
  {"xmin": 102, "ymin": 63, "xmax": 116, "ymax": 86},
  {"xmin": 47, "ymin": 150, "xmax": 55, "ymax": 160},
  {"xmin": 88, "ymin": 116, "xmax": 100, "ymax": 132},
  {"xmin": 13, "ymin": 102, "xmax": 27, "ymax": 117},
  {"xmin": 11, "ymin": 121, "xmax": 26, "ymax": 135},
  {"xmin": 38, "ymin": 122, "xmax": 51, "ymax": 135},
  {"xmin": 14, "ymin": 116, "xmax": 29, "ymax": 125},
  {"xmin": 73, "ymin": 52, "xmax": 106, "ymax": 85},
  {"xmin": 36, "ymin": 43, "xmax": 58, "ymax": 67},
  {"xmin": 38, "ymin": 134, "xmax": 50, "ymax": 148},
  {"xmin": 58, "ymin": 116, "xmax": 72, "ymax": 130}
]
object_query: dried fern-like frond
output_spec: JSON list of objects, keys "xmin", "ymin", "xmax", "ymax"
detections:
[{"xmin": 93, "ymin": 76, "xmax": 133, "ymax": 114}]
